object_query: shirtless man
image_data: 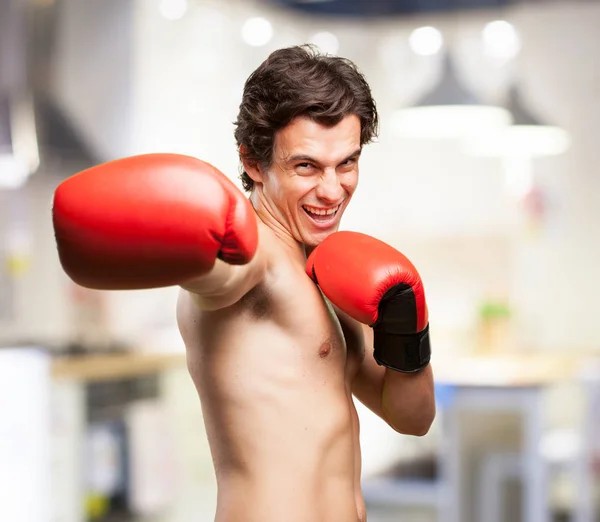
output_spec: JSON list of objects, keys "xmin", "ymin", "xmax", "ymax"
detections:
[{"xmin": 52, "ymin": 45, "xmax": 435, "ymax": 522}]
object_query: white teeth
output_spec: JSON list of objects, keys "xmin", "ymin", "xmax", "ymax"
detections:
[{"xmin": 303, "ymin": 205, "xmax": 339, "ymax": 216}]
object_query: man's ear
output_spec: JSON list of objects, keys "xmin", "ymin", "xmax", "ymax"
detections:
[{"xmin": 239, "ymin": 145, "xmax": 264, "ymax": 184}]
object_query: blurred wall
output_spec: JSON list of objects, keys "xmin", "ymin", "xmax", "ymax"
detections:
[
  {"xmin": 51, "ymin": 0, "xmax": 136, "ymax": 161},
  {"xmin": 0, "ymin": 173, "xmax": 70, "ymax": 345},
  {"xmin": 36, "ymin": 0, "xmax": 600, "ymax": 355},
  {"xmin": 499, "ymin": 4, "xmax": 600, "ymax": 353}
]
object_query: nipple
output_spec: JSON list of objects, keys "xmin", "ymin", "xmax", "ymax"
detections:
[{"xmin": 318, "ymin": 341, "xmax": 333, "ymax": 358}]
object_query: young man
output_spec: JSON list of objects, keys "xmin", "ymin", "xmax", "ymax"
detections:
[{"xmin": 53, "ymin": 45, "xmax": 435, "ymax": 522}]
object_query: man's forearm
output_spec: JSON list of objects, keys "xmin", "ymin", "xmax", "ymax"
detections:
[
  {"xmin": 181, "ymin": 243, "xmax": 267, "ymax": 311},
  {"xmin": 381, "ymin": 364, "xmax": 435, "ymax": 436},
  {"xmin": 181, "ymin": 258, "xmax": 239, "ymax": 296}
]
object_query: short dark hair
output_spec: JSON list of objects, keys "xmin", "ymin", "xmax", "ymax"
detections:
[{"xmin": 234, "ymin": 44, "xmax": 379, "ymax": 192}]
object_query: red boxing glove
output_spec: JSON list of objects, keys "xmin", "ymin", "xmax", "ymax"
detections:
[
  {"xmin": 306, "ymin": 231, "xmax": 430, "ymax": 373},
  {"xmin": 53, "ymin": 153, "xmax": 258, "ymax": 290}
]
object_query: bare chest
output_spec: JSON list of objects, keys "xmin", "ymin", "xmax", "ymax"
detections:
[{"xmin": 233, "ymin": 260, "xmax": 365, "ymax": 378}]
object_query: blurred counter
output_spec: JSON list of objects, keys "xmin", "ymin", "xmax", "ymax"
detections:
[
  {"xmin": 51, "ymin": 352, "xmax": 186, "ymax": 382},
  {"xmin": 432, "ymin": 352, "xmax": 588, "ymax": 387},
  {"xmin": 49, "ymin": 351, "xmax": 190, "ymax": 522}
]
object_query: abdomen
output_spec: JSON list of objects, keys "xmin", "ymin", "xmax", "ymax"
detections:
[
  {"xmin": 214, "ymin": 472, "xmax": 360, "ymax": 522},
  {"xmin": 192, "ymin": 321, "xmax": 360, "ymax": 521}
]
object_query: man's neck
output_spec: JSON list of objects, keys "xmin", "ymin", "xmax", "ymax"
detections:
[{"xmin": 249, "ymin": 188, "xmax": 307, "ymax": 261}]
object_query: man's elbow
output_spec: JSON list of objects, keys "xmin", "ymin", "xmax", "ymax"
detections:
[
  {"xmin": 386, "ymin": 406, "xmax": 436, "ymax": 437},
  {"xmin": 389, "ymin": 418, "xmax": 433, "ymax": 437},
  {"xmin": 406, "ymin": 417, "xmax": 434, "ymax": 437}
]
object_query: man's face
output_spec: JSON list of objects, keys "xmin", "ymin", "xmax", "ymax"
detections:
[{"xmin": 261, "ymin": 114, "xmax": 361, "ymax": 246}]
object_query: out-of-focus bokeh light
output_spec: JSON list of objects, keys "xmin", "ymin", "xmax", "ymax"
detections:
[
  {"xmin": 159, "ymin": 0, "xmax": 188, "ymax": 21},
  {"xmin": 0, "ymin": 155, "xmax": 30, "ymax": 189},
  {"xmin": 409, "ymin": 26, "xmax": 443, "ymax": 56},
  {"xmin": 309, "ymin": 31, "xmax": 340, "ymax": 55},
  {"xmin": 482, "ymin": 20, "xmax": 522, "ymax": 60},
  {"xmin": 390, "ymin": 106, "xmax": 512, "ymax": 140},
  {"xmin": 241, "ymin": 17, "xmax": 273, "ymax": 47},
  {"xmin": 465, "ymin": 125, "xmax": 571, "ymax": 158}
]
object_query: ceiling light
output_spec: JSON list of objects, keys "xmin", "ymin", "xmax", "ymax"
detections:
[
  {"xmin": 464, "ymin": 85, "xmax": 570, "ymax": 158},
  {"xmin": 391, "ymin": 54, "xmax": 512, "ymax": 139},
  {"xmin": 242, "ymin": 17, "xmax": 273, "ymax": 47},
  {"xmin": 309, "ymin": 31, "xmax": 339, "ymax": 55},
  {"xmin": 409, "ymin": 26, "xmax": 443, "ymax": 57},
  {"xmin": 0, "ymin": 93, "xmax": 39, "ymax": 190},
  {"xmin": 159, "ymin": 0, "xmax": 187, "ymax": 21},
  {"xmin": 482, "ymin": 20, "xmax": 521, "ymax": 61}
]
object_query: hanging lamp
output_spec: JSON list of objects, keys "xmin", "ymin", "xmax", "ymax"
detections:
[{"xmin": 390, "ymin": 52, "xmax": 512, "ymax": 139}]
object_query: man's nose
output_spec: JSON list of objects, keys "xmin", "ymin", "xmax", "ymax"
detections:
[{"xmin": 315, "ymin": 168, "xmax": 344, "ymax": 203}]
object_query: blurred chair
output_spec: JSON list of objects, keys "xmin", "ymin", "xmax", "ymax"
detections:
[
  {"xmin": 572, "ymin": 365, "xmax": 600, "ymax": 522},
  {"xmin": 478, "ymin": 451, "xmax": 521, "ymax": 522},
  {"xmin": 360, "ymin": 383, "xmax": 457, "ymax": 521},
  {"xmin": 476, "ymin": 362, "xmax": 600, "ymax": 522}
]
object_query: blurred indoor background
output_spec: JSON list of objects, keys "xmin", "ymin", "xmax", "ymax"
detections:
[{"xmin": 1, "ymin": 0, "xmax": 599, "ymax": 521}]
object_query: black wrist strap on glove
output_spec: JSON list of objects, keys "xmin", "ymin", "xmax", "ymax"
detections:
[
  {"xmin": 372, "ymin": 283, "xmax": 431, "ymax": 373},
  {"xmin": 373, "ymin": 324, "xmax": 431, "ymax": 373}
]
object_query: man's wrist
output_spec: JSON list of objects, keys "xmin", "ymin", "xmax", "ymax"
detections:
[{"xmin": 372, "ymin": 324, "xmax": 431, "ymax": 373}]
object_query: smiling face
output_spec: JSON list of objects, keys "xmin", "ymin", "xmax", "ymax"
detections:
[{"xmin": 248, "ymin": 114, "xmax": 362, "ymax": 247}]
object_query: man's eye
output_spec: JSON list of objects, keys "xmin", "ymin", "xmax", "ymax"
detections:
[{"xmin": 297, "ymin": 163, "xmax": 313, "ymax": 169}]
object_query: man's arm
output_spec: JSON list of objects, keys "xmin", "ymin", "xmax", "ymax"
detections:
[
  {"xmin": 182, "ymin": 230, "xmax": 268, "ymax": 311},
  {"xmin": 336, "ymin": 308, "xmax": 435, "ymax": 436},
  {"xmin": 53, "ymin": 154, "xmax": 260, "ymax": 296},
  {"xmin": 307, "ymin": 231, "xmax": 436, "ymax": 436},
  {"xmin": 352, "ymin": 323, "xmax": 435, "ymax": 436}
]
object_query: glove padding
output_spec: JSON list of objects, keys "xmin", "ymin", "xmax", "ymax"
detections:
[
  {"xmin": 53, "ymin": 153, "xmax": 258, "ymax": 290},
  {"xmin": 306, "ymin": 231, "xmax": 430, "ymax": 373}
]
